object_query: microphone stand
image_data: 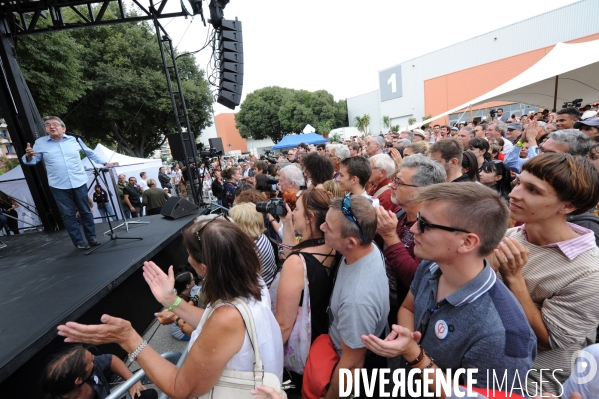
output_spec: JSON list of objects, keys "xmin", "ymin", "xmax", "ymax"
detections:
[{"xmin": 73, "ymin": 134, "xmax": 143, "ymax": 255}]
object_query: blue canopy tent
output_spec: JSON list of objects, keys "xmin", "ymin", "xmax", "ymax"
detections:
[{"xmin": 272, "ymin": 132, "xmax": 328, "ymax": 150}]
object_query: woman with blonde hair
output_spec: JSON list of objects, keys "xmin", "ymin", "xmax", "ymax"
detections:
[{"xmin": 229, "ymin": 202, "xmax": 277, "ymax": 288}]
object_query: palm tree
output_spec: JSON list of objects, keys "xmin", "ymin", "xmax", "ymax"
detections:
[
  {"xmin": 317, "ymin": 121, "xmax": 332, "ymax": 138},
  {"xmin": 355, "ymin": 114, "xmax": 371, "ymax": 135},
  {"xmin": 382, "ymin": 115, "xmax": 390, "ymax": 131}
]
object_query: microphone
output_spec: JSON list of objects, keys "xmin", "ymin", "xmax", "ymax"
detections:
[{"xmin": 68, "ymin": 132, "xmax": 84, "ymax": 140}]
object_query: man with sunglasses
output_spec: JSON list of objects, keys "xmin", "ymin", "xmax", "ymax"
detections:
[
  {"xmin": 362, "ymin": 183, "xmax": 536, "ymax": 395},
  {"xmin": 23, "ymin": 116, "xmax": 116, "ymax": 250},
  {"xmin": 320, "ymin": 195, "xmax": 389, "ymax": 398},
  {"xmin": 375, "ymin": 154, "xmax": 446, "ymax": 325}
]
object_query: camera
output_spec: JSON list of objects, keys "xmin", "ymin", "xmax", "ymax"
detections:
[
  {"xmin": 260, "ymin": 150, "xmax": 277, "ymax": 164},
  {"xmin": 196, "ymin": 142, "xmax": 223, "ymax": 158},
  {"xmin": 489, "ymin": 109, "xmax": 497, "ymax": 118},
  {"xmin": 256, "ymin": 199, "xmax": 288, "ymax": 216}
]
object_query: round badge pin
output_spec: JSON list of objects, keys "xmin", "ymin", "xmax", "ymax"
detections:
[{"xmin": 435, "ymin": 320, "xmax": 449, "ymax": 339}]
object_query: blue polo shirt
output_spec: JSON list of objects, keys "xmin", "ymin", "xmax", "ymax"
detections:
[
  {"xmin": 22, "ymin": 134, "xmax": 106, "ymax": 189},
  {"xmin": 409, "ymin": 260, "xmax": 537, "ymax": 389}
]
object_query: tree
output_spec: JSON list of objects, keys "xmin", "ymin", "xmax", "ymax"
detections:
[
  {"xmin": 392, "ymin": 125, "xmax": 400, "ymax": 132},
  {"xmin": 328, "ymin": 132, "xmax": 341, "ymax": 143},
  {"xmin": 17, "ymin": 5, "xmax": 213, "ymax": 158},
  {"xmin": 236, "ymin": 86, "xmax": 346, "ymax": 143},
  {"xmin": 17, "ymin": 20, "xmax": 88, "ymax": 115},
  {"xmin": 408, "ymin": 117, "xmax": 417, "ymax": 126},
  {"xmin": 317, "ymin": 121, "xmax": 332, "ymax": 138},
  {"xmin": 382, "ymin": 116, "xmax": 390, "ymax": 131},
  {"xmin": 354, "ymin": 114, "xmax": 371, "ymax": 135}
]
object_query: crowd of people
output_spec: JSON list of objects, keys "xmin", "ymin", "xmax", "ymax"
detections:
[{"xmin": 45, "ymin": 104, "xmax": 599, "ymax": 399}]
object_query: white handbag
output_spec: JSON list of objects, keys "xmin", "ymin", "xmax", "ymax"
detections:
[{"xmin": 197, "ymin": 298, "xmax": 287, "ymax": 399}]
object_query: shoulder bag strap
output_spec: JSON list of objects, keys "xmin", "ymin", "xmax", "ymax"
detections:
[
  {"xmin": 373, "ymin": 184, "xmax": 390, "ymax": 197},
  {"xmin": 229, "ymin": 298, "xmax": 265, "ymax": 383},
  {"xmin": 199, "ymin": 298, "xmax": 266, "ymax": 384}
]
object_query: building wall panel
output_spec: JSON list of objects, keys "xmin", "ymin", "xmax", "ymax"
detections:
[{"xmin": 373, "ymin": 0, "xmax": 599, "ymax": 125}]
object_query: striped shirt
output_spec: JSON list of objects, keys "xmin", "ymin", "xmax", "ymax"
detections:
[
  {"xmin": 504, "ymin": 225, "xmax": 599, "ymax": 395},
  {"xmin": 255, "ymin": 234, "xmax": 277, "ymax": 288}
]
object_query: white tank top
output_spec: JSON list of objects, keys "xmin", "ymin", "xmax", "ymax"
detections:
[{"xmin": 188, "ymin": 285, "xmax": 284, "ymax": 381}]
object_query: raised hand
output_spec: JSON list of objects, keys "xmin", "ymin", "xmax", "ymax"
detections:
[
  {"xmin": 25, "ymin": 143, "xmax": 38, "ymax": 159},
  {"xmin": 143, "ymin": 261, "xmax": 177, "ymax": 308}
]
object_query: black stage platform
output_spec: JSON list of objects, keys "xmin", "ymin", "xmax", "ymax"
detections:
[{"xmin": 0, "ymin": 213, "xmax": 199, "ymax": 398}]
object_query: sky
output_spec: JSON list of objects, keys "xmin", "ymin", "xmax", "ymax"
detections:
[{"xmin": 134, "ymin": 0, "xmax": 580, "ymax": 115}]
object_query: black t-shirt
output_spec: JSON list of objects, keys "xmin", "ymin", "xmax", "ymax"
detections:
[{"xmin": 123, "ymin": 184, "xmax": 142, "ymax": 205}]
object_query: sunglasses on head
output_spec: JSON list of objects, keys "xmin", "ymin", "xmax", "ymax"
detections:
[
  {"xmin": 341, "ymin": 194, "xmax": 365, "ymax": 241},
  {"xmin": 195, "ymin": 214, "xmax": 231, "ymax": 243},
  {"xmin": 416, "ymin": 212, "xmax": 470, "ymax": 234}
]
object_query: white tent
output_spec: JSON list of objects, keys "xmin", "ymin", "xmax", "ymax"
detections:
[
  {"xmin": 409, "ymin": 39, "xmax": 599, "ymax": 129},
  {"xmin": 0, "ymin": 144, "xmax": 162, "ymax": 231}
]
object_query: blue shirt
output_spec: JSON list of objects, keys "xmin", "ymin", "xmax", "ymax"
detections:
[
  {"xmin": 502, "ymin": 142, "xmax": 537, "ymax": 173},
  {"xmin": 21, "ymin": 134, "xmax": 106, "ymax": 189},
  {"xmin": 409, "ymin": 260, "xmax": 536, "ymax": 389}
]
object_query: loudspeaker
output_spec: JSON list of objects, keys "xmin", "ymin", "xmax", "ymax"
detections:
[
  {"xmin": 160, "ymin": 197, "xmax": 199, "ymax": 219},
  {"xmin": 217, "ymin": 18, "xmax": 243, "ymax": 109},
  {"xmin": 167, "ymin": 133, "xmax": 198, "ymax": 161},
  {"xmin": 208, "ymin": 137, "xmax": 225, "ymax": 153}
]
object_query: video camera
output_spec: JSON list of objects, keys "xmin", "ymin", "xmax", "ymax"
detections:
[
  {"xmin": 260, "ymin": 149, "xmax": 277, "ymax": 165},
  {"xmin": 256, "ymin": 198, "xmax": 287, "ymax": 216},
  {"xmin": 562, "ymin": 99, "xmax": 583, "ymax": 109},
  {"xmin": 196, "ymin": 142, "xmax": 223, "ymax": 158},
  {"xmin": 489, "ymin": 109, "xmax": 497, "ymax": 118}
]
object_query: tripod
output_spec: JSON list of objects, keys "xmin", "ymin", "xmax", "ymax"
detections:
[
  {"xmin": 102, "ymin": 167, "xmax": 150, "ymax": 234},
  {"xmin": 74, "ymin": 136, "xmax": 143, "ymax": 255}
]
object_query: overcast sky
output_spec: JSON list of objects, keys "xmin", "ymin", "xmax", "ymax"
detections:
[{"xmin": 138, "ymin": 0, "xmax": 579, "ymax": 115}]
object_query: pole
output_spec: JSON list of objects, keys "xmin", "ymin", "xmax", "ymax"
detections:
[
  {"xmin": 469, "ymin": 106, "xmax": 473, "ymax": 123},
  {"xmin": 150, "ymin": 1, "xmax": 200, "ymax": 205},
  {"xmin": 552, "ymin": 75, "xmax": 559, "ymax": 112}
]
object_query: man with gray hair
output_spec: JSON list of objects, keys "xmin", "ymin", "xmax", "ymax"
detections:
[
  {"xmin": 367, "ymin": 154, "xmax": 396, "ymax": 211},
  {"xmin": 399, "ymin": 131, "xmax": 414, "ymax": 142},
  {"xmin": 278, "ymin": 164, "xmax": 305, "ymax": 193},
  {"xmin": 486, "ymin": 120, "xmax": 513, "ymax": 154},
  {"xmin": 366, "ymin": 135, "xmax": 385, "ymax": 157},
  {"xmin": 374, "ymin": 154, "xmax": 446, "ymax": 324},
  {"xmin": 505, "ymin": 126, "xmax": 591, "ymax": 173},
  {"xmin": 23, "ymin": 116, "xmax": 116, "ymax": 250}
]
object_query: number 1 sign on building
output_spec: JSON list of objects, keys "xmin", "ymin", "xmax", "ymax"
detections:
[{"xmin": 379, "ymin": 65, "xmax": 403, "ymax": 101}]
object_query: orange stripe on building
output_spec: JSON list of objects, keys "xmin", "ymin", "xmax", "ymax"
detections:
[{"xmin": 424, "ymin": 32, "xmax": 599, "ymax": 125}]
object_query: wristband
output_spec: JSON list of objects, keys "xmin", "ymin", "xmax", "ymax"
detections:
[
  {"xmin": 166, "ymin": 297, "xmax": 182, "ymax": 311},
  {"xmin": 407, "ymin": 346, "xmax": 425, "ymax": 366},
  {"xmin": 174, "ymin": 317, "xmax": 182, "ymax": 327},
  {"xmin": 128, "ymin": 340, "xmax": 147, "ymax": 363}
]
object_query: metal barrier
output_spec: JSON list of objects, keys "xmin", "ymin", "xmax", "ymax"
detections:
[{"xmin": 105, "ymin": 350, "xmax": 185, "ymax": 399}]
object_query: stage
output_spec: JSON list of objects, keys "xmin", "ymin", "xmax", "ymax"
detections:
[{"xmin": 0, "ymin": 213, "xmax": 200, "ymax": 398}]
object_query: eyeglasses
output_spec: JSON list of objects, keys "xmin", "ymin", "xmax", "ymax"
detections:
[
  {"xmin": 416, "ymin": 212, "xmax": 470, "ymax": 234},
  {"xmin": 341, "ymin": 194, "xmax": 365, "ymax": 241},
  {"xmin": 44, "ymin": 123, "xmax": 62, "ymax": 128},
  {"xmin": 392, "ymin": 177, "xmax": 419, "ymax": 188}
]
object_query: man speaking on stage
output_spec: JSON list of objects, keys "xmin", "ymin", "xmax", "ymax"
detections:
[{"xmin": 22, "ymin": 116, "xmax": 116, "ymax": 250}]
